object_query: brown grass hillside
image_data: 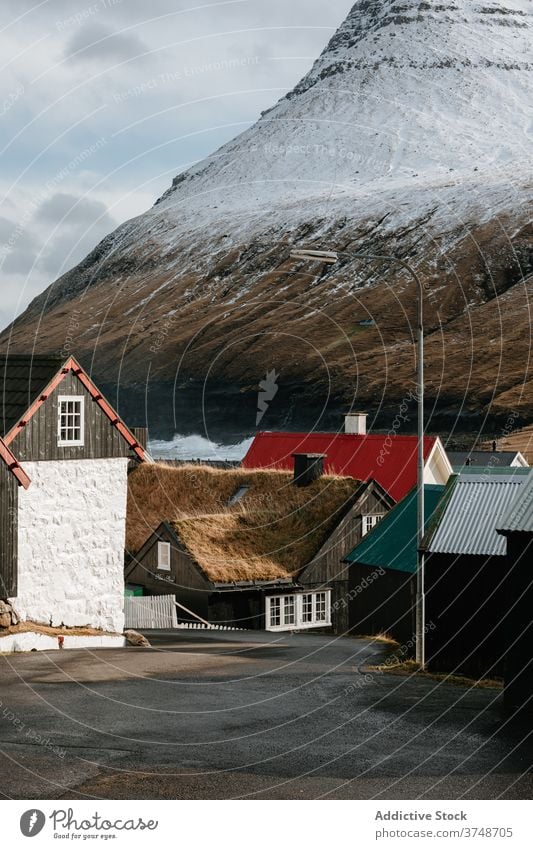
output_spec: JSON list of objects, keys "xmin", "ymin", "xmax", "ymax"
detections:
[{"xmin": 127, "ymin": 463, "xmax": 361, "ymax": 581}]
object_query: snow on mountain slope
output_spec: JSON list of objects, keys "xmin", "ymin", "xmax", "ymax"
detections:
[{"xmin": 3, "ymin": 0, "xmax": 533, "ymax": 428}]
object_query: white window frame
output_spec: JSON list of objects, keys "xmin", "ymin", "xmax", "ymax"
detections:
[
  {"xmin": 362, "ymin": 514, "xmax": 385, "ymax": 536},
  {"xmin": 157, "ymin": 541, "xmax": 171, "ymax": 571},
  {"xmin": 265, "ymin": 590, "xmax": 332, "ymax": 632},
  {"xmin": 57, "ymin": 395, "xmax": 85, "ymax": 447}
]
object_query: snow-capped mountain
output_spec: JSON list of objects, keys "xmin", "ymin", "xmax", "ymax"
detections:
[{"xmin": 4, "ymin": 0, "xmax": 533, "ymax": 431}]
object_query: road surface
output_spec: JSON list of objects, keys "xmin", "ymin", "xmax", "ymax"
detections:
[{"xmin": 0, "ymin": 630, "xmax": 531, "ymax": 799}]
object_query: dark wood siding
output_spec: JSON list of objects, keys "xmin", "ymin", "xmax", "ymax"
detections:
[
  {"xmin": 348, "ymin": 563, "xmax": 414, "ymax": 645},
  {"xmin": 502, "ymin": 534, "xmax": 533, "ymax": 714},
  {"xmin": 299, "ymin": 485, "xmax": 392, "ymax": 634},
  {"xmin": 127, "ymin": 526, "xmax": 211, "ymax": 621},
  {"xmin": 208, "ymin": 591, "xmax": 266, "ymax": 629},
  {"xmin": 425, "ymin": 552, "xmax": 505, "ymax": 677},
  {"xmin": 0, "ymin": 463, "xmax": 18, "ymax": 597},
  {"xmin": 11, "ymin": 372, "xmax": 132, "ymax": 462}
]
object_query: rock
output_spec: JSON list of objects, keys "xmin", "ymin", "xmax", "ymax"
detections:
[
  {"xmin": 0, "ymin": 613, "xmax": 12, "ymax": 629},
  {"xmin": 0, "ymin": 600, "xmax": 11, "ymax": 615},
  {"xmin": 10, "ymin": 609, "xmax": 19, "ymax": 626},
  {"xmin": 124, "ymin": 629, "xmax": 151, "ymax": 647}
]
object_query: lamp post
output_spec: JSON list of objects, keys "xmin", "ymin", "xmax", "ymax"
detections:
[{"xmin": 289, "ymin": 247, "xmax": 426, "ymax": 668}]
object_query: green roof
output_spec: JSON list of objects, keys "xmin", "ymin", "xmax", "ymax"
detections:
[{"xmin": 344, "ymin": 484, "xmax": 446, "ymax": 574}]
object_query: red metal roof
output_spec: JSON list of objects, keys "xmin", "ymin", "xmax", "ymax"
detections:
[{"xmin": 242, "ymin": 431, "xmax": 437, "ymax": 501}]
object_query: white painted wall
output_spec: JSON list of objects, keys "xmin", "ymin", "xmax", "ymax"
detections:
[
  {"xmin": 10, "ymin": 458, "xmax": 129, "ymax": 633},
  {"xmin": 424, "ymin": 440, "xmax": 453, "ymax": 486}
]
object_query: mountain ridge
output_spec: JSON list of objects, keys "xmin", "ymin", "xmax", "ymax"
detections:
[{"xmin": 3, "ymin": 0, "xmax": 532, "ymax": 432}]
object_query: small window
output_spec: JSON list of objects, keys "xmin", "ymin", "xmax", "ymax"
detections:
[
  {"xmin": 302, "ymin": 593, "xmax": 313, "ymax": 623},
  {"xmin": 315, "ymin": 591, "xmax": 327, "ymax": 622},
  {"xmin": 269, "ymin": 596, "xmax": 281, "ymax": 628},
  {"xmin": 362, "ymin": 514, "xmax": 384, "ymax": 536},
  {"xmin": 157, "ymin": 541, "xmax": 171, "ymax": 571},
  {"xmin": 58, "ymin": 396, "xmax": 85, "ymax": 446},
  {"xmin": 227, "ymin": 485, "xmax": 250, "ymax": 507},
  {"xmin": 283, "ymin": 596, "xmax": 295, "ymax": 626}
]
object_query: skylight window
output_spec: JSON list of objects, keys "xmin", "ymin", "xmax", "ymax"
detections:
[{"xmin": 227, "ymin": 485, "xmax": 250, "ymax": 506}]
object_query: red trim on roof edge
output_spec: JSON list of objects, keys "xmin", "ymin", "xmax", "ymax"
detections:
[
  {"xmin": 0, "ymin": 437, "xmax": 30, "ymax": 489},
  {"xmin": 4, "ymin": 356, "xmax": 145, "ymax": 461}
]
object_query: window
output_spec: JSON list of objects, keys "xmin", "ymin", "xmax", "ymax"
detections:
[
  {"xmin": 315, "ymin": 591, "xmax": 327, "ymax": 622},
  {"xmin": 266, "ymin": 591, "xmax": 331, "ymax": 631},
  {"xmin": 157, "ymin": 541, "xmax": 171, "ymax": 571},
  {"xmin": 58, "ymin": 396, "xmax": 85, "ymax": 446},
  {"xmin": 302, "ymin": 593, "xmax": 313, "ymax": 623},
  {"xmin": 227, "ymin": 485, "xmax": 250, "ymax": 506},
  {"xmin": 283, "ymin": 595, "xmax": 296, "ymax": 626},
  {"xmin": 362, "ymin": 514, "xmax": 385, "ymax": 536},
  {"xmin": 269, "ymin": 596, "xmax": 281, "ymax": 628}
]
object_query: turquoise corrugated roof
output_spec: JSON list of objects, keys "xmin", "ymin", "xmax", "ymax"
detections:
[{"xmin": 344, "ymin": 484, "xmax": 445, "ymax": 574}]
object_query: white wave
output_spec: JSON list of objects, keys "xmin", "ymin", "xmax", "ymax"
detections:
[{"xmin": 148, "ymin": 433, "xmax": 254, "ymax": 461}]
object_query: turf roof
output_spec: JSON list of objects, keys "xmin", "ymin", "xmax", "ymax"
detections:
[{"xmin": 127, "ymin": 463, "xmax": 364, "ymax": 582}]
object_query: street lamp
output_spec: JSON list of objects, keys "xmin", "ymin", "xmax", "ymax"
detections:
[{"xmin": 289, "ymin": 247, "xmax": 426, "ymax": 668}]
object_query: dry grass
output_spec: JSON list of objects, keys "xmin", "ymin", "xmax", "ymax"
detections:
[
  {"xmin": 127, "ymin": 463, "xmax": 361, "ymax": 582},
  {"xmin": 0, "ymin": 621, "xmax": 116, "ymax": 637},
  {"xmin": 483, "ymin": 425, "xmax": 533, "ymax": 465},
  {"xmin": 366, "ymin": 659, "xmax": 503, "ymax": 689},
  {"xmin": 354, "ymin": 632, "xmax": 399, "ymax": 645}
]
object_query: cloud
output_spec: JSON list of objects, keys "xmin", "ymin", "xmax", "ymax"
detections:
[
  {"xmin": 36, "ymin": 192, "xmax": 113, "ymax": 228},
  {"xmin": 0, "ymin": 216, "xmax": 42, "ymax": 275},
  {"xmin": 34, "ymin": 193, "xmax": 118, "ymax": 275},
  {"xmin": 65, "ymin": 21, "xmax": 148, "ymax": 64},
  {"xmin": 0, "ymin": 0, "xmax": 354, "ymax": 333}
]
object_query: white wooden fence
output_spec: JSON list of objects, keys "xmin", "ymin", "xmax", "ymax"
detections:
[
  {"xmin": 125, "ymin": 595, "xmax": 178, "ymax": 629},
  {"xmin": 124, "ymin": 595, "xmax": 245, "ymax": 631}
]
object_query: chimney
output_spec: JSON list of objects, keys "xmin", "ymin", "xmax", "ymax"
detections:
[
  {"xmin": 344, "ymin": 412, "xmax": 367, "ymax": 435},
  {"xmin": 292, "ymin": 453, "xmax": 325, "ymax": 487}
]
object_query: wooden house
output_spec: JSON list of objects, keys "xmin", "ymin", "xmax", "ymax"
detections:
[
  {"xmin": 125, "ymin": 459, "xmax": 394, "ymax": 633},
  {"xmin": 497, "ymin": 470, "xmax": 533, "ymax": 715},
  {"xmin": 421, "ymin": 468, "xmax": 530, "ymax": 677},
  {"xmin": 343, "ymin": 485, "xmax": 446, "ymax": 644},
  {"xmin": 448, "ymin": 449, "xmax": 528, "ymax": 472},
  {"xmin": 0, "ymin": 354, "xmax": 146, "ymax": 633},
  {"xmin": 242, "ymin": 414, "xmax": 453, "ymax": 502}
]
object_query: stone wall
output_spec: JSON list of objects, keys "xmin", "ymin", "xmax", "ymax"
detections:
[{"xmin": 10, "ymin": 458, "xmax": 129, "ymax": 633}]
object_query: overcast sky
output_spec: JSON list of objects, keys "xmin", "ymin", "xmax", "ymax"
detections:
[{"xmin": 0, "ymin": 0, "xmax": 354, "ymax": 331}]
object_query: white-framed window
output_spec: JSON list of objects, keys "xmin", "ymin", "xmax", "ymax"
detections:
[
  {"xmin": 362, "ymin": 514, "xmax": 385, "ymax": 536},
  {"xmin": 58, "ymin": 396, "xmax": 85, "ymax": 446},
  {"xmin": 157, "ymin": 541, "xmax": 171, "ymax": 571},
  {"xmin": 266, "ymin": 591, "xmax": 331, "ymax": 632}
]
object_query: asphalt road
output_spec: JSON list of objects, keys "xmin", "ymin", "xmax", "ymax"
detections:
[{"xmin": 0, "ymin": 630, "xmax": 532, "ymax": 800}]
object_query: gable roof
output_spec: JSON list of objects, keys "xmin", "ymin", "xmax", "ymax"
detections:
[
  {"xmin": 344, "ymin": 485, "xmax": 445, "ymax": 574},
  {"xmin": 422, "ymin": 472, "xmax": 529, "ymax": 557},
  {"xmin": 497, "ymin": 469, "xmax": 533, "ymax": 535},
  {"xmin": 0, "ymin": 435, "xmax": 30, "ymax": 489},
  {"xmin": 0, "ymin": 353, "xmax": 145, "ymax": 459},
  {"xmin": 242, "ymin": 431, "xmax": 439, "ymax": 501},
  {"xmin": 127, "ymin": 462, "xmax": 367, "ymax": 582},
  {"xmin": 448, "ymin": 450, "xmax": 527, "ymax": 469}
]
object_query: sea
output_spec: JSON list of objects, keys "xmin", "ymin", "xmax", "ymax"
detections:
[{"xmin": 148, "ymin": 433, "xmax": 254, "ymax": 462}]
